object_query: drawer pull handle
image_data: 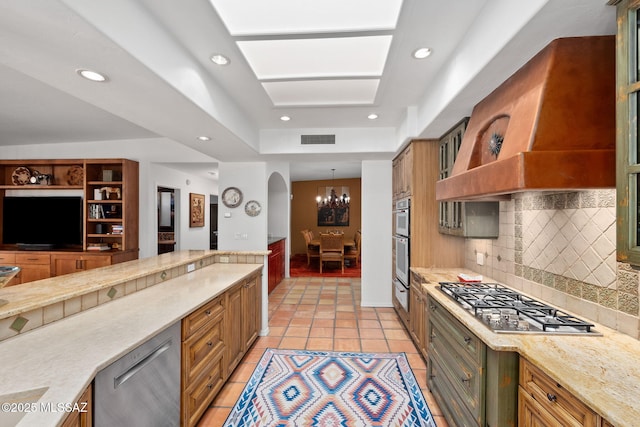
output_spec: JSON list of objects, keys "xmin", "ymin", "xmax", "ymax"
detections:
[
  {"xmin": 207, "ymin": 384, "xmax": 213, "ymax": 390},
  {"xmin": 464, "ymin": 337, "xmax": 472, "ymax": 344},
  {"xmin": 547, "ymin": 393, "xmax": 557, "ymax": 402},
  {"xmin": 207, "ymin": 341, "xmax": 213, "ymax": 347},
  {"xmin": 205, "ymin": 309, "xmax": 211, "ymax": 315},
  {"xmin": 429, "ymin": 304, "xmax": 437, "ymax": 310}
]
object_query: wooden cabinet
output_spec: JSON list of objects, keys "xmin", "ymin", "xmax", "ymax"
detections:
[
  {"xmin": 181, "ymin": 295, "xmax": 226, "ymax": 427},
  {"xmin": 409, "ymin": 272, "xmax": 427, "ymax": 360},
  {"xmin": 267, "ymin": 238, "xmax": 285, "ymax": 294},
  {"xmin": 226, "ymin": 273, "xmax": 262, "ymax": 376},
  {"xmin": 51, "ymin": 254, "xmax": 112, "ymax": 276},
  {"xmin": 427, "ymin": 295, "xmax": 518, "ymax": 427},
  {"xmin": 60, "ymin": 383, "xmax": 92, "ymax": 427},
  {"xmin": 393, "ymin": 140, "xmax": 466, "ymax": 268},
  {"xmin": 392, "ymin": 144, "xmax": 413, "ymax": 200},
  {"xmin": 12, "ymin": 253, "xmax": 51, "ymax": 285},
  {"xmin": 0, "ymin": 160, "xmax": 85, "ymax": 189},
  {"xmin": 437, "ymin": 118, "xmax": 499, "ymax": 238},
  {"xmin": 518, "ymin": 358, "xmax": 610, "ymax": 427},
  {"xmin": 242, "ymin": 274, "xmax": 261, "ymax": 350},
  {"xmin": 0, "ymin": 158, "xmax": 139, "ymax": 285},
  {"xmin": 84, "ymin": 159, "xmax": 139, "ymax": 253},
  {"xmin": 391, "ymin": 140, "xmax": 465, "ymax": 329},
  {"xmin": 181, "ymin": 271, "xmax": 262, "ymax": 426}
]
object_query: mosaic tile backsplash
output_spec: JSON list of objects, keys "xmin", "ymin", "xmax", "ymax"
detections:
[{"xmin": 465, "ymin": 190, "xmax": 640, "ymax": 339}]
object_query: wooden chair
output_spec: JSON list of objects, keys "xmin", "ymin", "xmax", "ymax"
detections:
[
  {"xmin": 344, "ymin": 231, "xmax": 361, "ymax": 266},
  {"xmin": 319, "ymin": 233, "xmax": 344, "ymax": 274},
  {"xmin": 301, "ymin": 230, "xmax": 320, "ymax": 266}
]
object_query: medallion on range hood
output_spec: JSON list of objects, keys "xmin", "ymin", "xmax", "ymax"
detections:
[{"xmin": 435, "ymin": 36, "xmax": 615, "ymax": 202}]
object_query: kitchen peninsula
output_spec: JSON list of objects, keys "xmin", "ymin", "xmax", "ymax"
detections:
[
  {"xmin": 413, "ymin": 267, "xmax": 640, "ymax": 427},
  {"xmin": 0, "ymin": 250, "xmax": 267, "ymax": 427}
]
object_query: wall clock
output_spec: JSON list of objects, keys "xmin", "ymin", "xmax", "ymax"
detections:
[
  {"xmin": 244, "ymin": 200, "xmax": 261, "ymax": 217},
  {"xmin": 221, "ymin": 187, "xmax": 243, "ymax": 208}
]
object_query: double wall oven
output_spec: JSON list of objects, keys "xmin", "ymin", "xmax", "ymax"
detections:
[{"xmin": 393, "ymin": 198, "xmax": 410, "ymax": 314}]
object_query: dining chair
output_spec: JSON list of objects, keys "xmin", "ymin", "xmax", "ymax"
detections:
[
  {"xmin": 319, "ymin": 232, "xmax": 344, "ymax": 273},
  {"xmin": 344, "ymin": 231, "xmax": 361, "ymax": 266},
  {"xmin": 301, "ymin": 230, "xmax": 320, "ymax": 266}
]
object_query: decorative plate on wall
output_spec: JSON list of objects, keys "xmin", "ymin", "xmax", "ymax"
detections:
[
  {"xmin": 11, "ymin": 167, "xmax": 31, "ymax": 185},
  {"xmin": 222, "ymin": 187, "xmax": 243, "ymax": 208},
  {"xmin": 245, "ymin": 200, "xmax": 261, "ymax": 217}
]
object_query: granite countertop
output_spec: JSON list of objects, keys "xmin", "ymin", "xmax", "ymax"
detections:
[
  {"xmin": 0, "ymin": 249, "xmax": 269, "ymax": 320},
  {"xmin": 412, "ymin": 267, "xmax": 640, "ymax": 427},
  {"xmin": 0, "ymin": 262, "xmax": 262, "ymax": 427}
]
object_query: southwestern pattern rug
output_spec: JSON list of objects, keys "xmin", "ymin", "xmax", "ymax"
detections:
[{"xmin": 223, "ymin": 349, "xmax": 436, "ymax": 427}]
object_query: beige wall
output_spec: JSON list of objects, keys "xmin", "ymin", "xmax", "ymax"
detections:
[{"xmin": 291, "ymin": 178, "xmax": 361, "ymax": 255}]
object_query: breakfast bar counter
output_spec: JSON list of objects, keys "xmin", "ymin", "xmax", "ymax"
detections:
[{"xmin": 0, "ymin": 251, "xmax": 266, "ymax": 427}]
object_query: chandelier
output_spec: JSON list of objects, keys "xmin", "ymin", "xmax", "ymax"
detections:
[{"xmin": 316, "ymin": 169, "xmax": 350, "ymax": 208}]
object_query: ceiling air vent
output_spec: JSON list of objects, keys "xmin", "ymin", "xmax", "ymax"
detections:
[{"xmin": 301, "ymin": 134, "xmax": 335, "ymax": 145}]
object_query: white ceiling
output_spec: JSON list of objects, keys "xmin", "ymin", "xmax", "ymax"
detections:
[{"xmin": 0, "ymin": 0, "xmax": 616, "ymax": 181}]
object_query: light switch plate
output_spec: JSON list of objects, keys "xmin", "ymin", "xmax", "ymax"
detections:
[
  {"xmin": 187, "ymin": 263, "xmax": 195, "ymax": 273},
  {"xmin": 476, "ymin": 252, "xmax": 485, "ymax": 266}
]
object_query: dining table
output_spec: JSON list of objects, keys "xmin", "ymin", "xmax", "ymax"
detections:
[{"xmin": 310, "ymin": 237, "xmax": 355, "ymax": 249}]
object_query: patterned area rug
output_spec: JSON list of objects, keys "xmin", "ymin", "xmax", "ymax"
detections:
[{"xmin": 223, "ymin": 349, "xmax": 436, "ymax": 427}]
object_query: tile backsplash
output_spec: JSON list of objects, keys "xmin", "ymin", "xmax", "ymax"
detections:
[{"xmin": 466, "ymin": 190, "xmax": 640, "ymax": 339}]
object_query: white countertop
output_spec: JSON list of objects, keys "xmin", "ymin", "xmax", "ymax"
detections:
[
  {"xmin": 413, "ymin": 267, "xmax": 640, "ymax": 427},
  {"xmin": 0, "ymin": 262, "xmax": 262, "ymax": 427}
]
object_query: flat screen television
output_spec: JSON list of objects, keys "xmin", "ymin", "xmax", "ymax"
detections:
[{"xmin": 2, "ymin": 196, "xmax": 83, "ymax": 249}]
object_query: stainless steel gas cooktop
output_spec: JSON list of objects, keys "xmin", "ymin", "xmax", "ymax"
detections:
[{"xmin": 438, "ymin": 281, "xmax": 600, "ymax": 335}]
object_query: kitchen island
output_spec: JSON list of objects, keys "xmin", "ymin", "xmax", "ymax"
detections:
[
  {"xmin": 0, "ymin": 251, "xmax": 266, "ymax": 427},
  {"xmin": 414, "ymin": 267, "xmax": 640, "ymax": 427}
]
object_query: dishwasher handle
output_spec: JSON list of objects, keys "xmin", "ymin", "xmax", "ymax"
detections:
[{"xmin": 114, "ymin": 338, "xmax": 173, "ymax": 389}]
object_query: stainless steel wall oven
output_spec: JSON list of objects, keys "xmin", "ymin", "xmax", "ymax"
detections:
[{"xmin": 393, "ymin": 198, "xmax": 410, "ymax": 313}]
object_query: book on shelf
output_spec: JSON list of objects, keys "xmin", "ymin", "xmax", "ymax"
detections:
[
  {"xmin": 89, "ymin": 204, "xmax": 106, "ymax": 219},
  {"xmin": 87, "ymin": 244, "xmax": 111, "ymax": 251},
  {"xmin": 111, "ymin": 224, "xmax": 123, "ymax": 234}
]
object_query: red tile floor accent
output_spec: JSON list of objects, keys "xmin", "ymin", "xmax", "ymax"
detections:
[{"xmin": 197, "ymin": 277, "xmax": 449, "ymax": 427}]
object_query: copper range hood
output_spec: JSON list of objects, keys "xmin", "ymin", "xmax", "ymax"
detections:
[{"xmin": 435, "ymin": 36, "xmax": 615, "ymax": 202}]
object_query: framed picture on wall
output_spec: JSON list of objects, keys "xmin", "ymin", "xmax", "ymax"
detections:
[{"xmin": 189, "ymin": 193, "xmax": 205, "ymax": 227}]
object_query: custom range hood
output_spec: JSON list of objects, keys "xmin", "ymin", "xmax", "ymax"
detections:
[{"xmin": 436, "ymin": 36, "xmax": 615, "ymax": 202}]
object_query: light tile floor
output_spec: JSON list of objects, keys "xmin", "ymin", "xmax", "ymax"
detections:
[{"xmin": 198, "ymin": 277, "xmax": 449, "ymax": 427}]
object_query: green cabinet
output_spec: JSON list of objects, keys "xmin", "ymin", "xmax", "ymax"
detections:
[
  {"xmin": 438, "ymin": 118, "xmax": 499, "ymax": 238},
  {"xmin": 426, "ymin": 295, "xmax": 518, "ymax": 426}
]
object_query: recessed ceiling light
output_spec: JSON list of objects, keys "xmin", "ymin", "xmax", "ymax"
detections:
[
  {"xmin": 412, "ymin": 47, "xmax": 432, "ymax": 59},
  {"xmin": 210, "ymin": 54, "xmax": 230, "ymax": 65},
  {"xmin": 76, "ymin": 69, "xmax": 107, "ymax": 82},
  {"xmin": 197, "ymin": 136, "xmax": 211, "ymax": 141},
  {"xmin": 280, "ymin": 115, "xmax": 291, "ymax": 121},
  {"xmin": 368, "ymin": 113, "xmax": 378, "ymax": 120}
]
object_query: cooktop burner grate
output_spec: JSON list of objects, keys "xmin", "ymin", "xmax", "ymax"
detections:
[{"xmin": 438, "ymin": 281, "xmax": 597, "ymax": 334}]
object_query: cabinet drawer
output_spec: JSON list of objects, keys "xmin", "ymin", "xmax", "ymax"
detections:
[
  {"xmin": 182, "ymin": 351, "xmax": 226, "ymax": 427},
  {"xmin": 15, "ymin": 253, "xmax": 50, "ymax": 264},
  {"xmin": 429, "ymin": 323, "xmax": 483, "ymax": 420},
  {"xmin": 182, "ymin": 295, "xmax": 225, "ymax": 338},
  {"xmin": 183, "ymin": 311, "xmax": 225, "ymax": 384},
  {"xmin": 520, "ymin": 358, "xmax": 598, "ymax": 427},
  {"xmin": 428, "ymin": 296, "xmax": 484, "ymax": 366},
  {"xmin": 428, "ymin": 352, "xmax": 481, "ymax": 427},
  {"xmin": 0, "ymin": 253, "xmax": 16, "ymax": 264}
]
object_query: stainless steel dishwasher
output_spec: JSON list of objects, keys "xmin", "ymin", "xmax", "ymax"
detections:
[{"xmin": 94, "ymin": 321, "xmax": 181, "ymax": 427}]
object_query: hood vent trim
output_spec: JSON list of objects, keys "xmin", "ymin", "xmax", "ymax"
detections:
[{"xmin": 436, "ymin": 36, "xmax": 615, "ymax": 202}]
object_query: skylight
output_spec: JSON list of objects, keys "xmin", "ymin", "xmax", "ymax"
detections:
[{"xmin": 209, "ymin": 0, "xmax": 402, "ymax": 107}]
